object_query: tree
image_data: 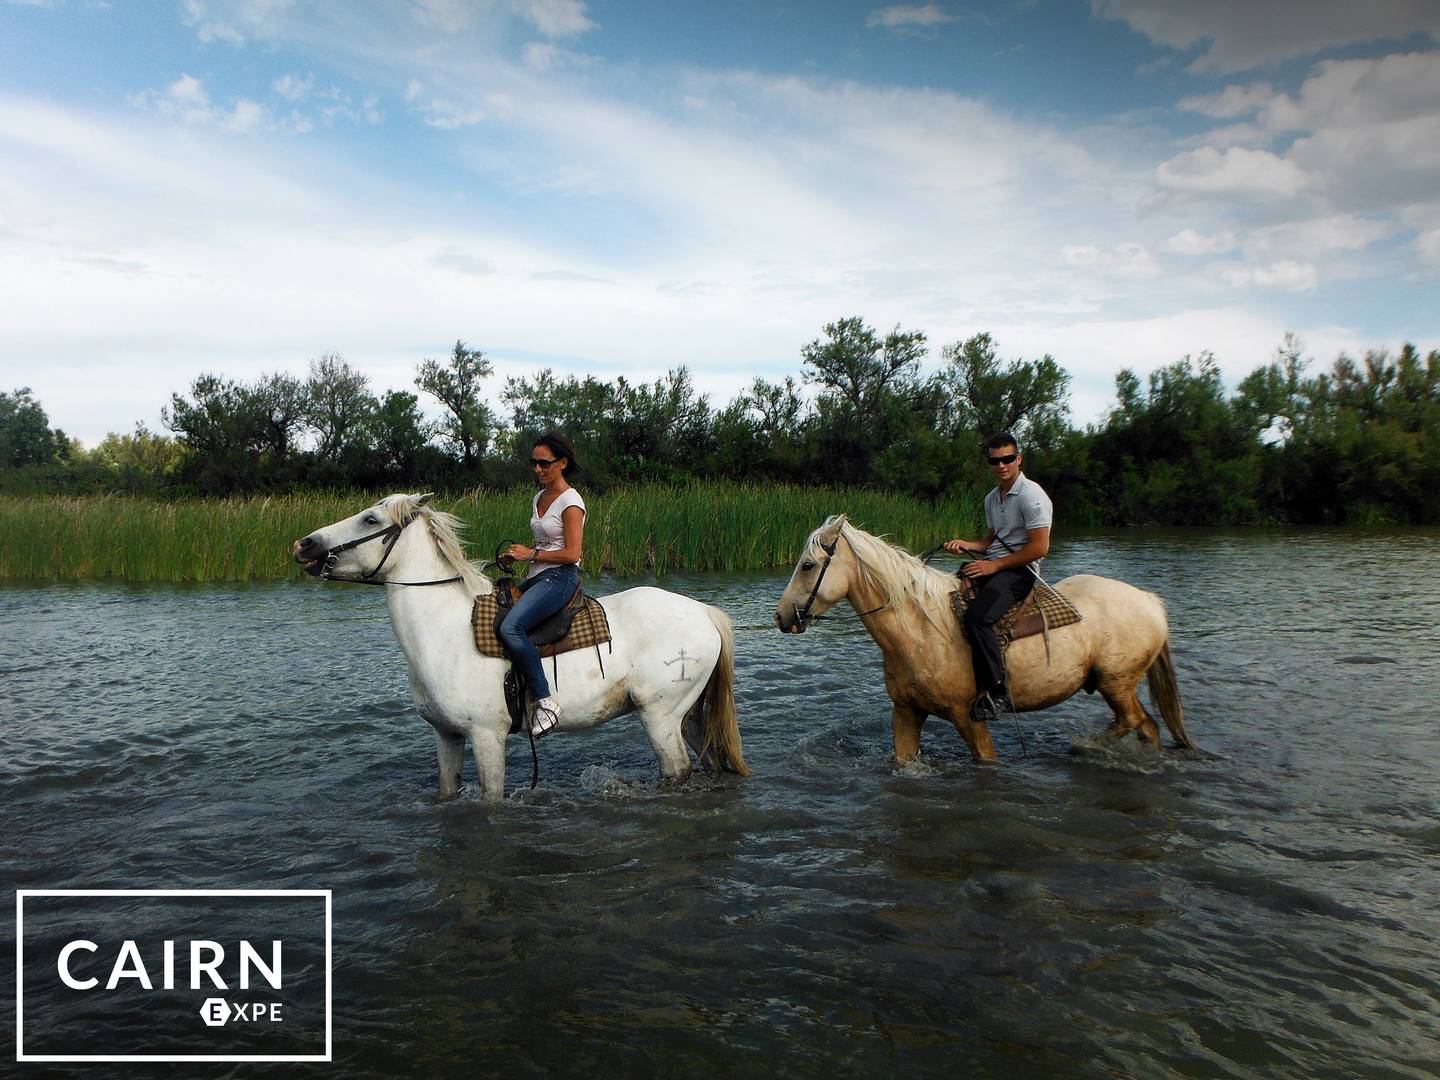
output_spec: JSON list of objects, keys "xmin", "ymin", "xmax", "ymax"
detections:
[
  {"xmin": 801, "ymin": 317, "xmax": 928, "ymax": 421},
  {"xmin": 1, "ymin": 388, "xmax": 68, "ymax": 469},
  {"xmin": 249, "ymin": 372, "xmax": 308, "ymax": 467},
  {"xmin": 936, "ymin": 333, "xmax": 1071, "ymax": 451},
  {"xmin": 801, "ymin": 317, "xmax": 934, "ymax": 486},
  {"xmin": 305, "ymin": 353, "xmax": 375, "ymax": 459},
  {"xmin": 89, "ymin": 423, "xmax": 187, "ymax": 478},
  {"xmin": 416, "ymin": 340, "xmax": 495, "ymax": 466},
  {"xmin": 365, "ymin": 390, "xmax": 436, "ymax": 481}
]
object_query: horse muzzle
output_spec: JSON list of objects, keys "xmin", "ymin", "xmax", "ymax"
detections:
[
  {"xmin": 775, "ymin": 609, "xmax": 807, "ymax": 634},
  {"xmin": 292, "ymin": 536, "xmax": 327, "ymax": 577}
]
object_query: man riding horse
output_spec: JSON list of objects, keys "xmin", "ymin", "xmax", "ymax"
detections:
[{"xmin": 943, "ymin": 431, "xmax": 1052, "ymax": 725}]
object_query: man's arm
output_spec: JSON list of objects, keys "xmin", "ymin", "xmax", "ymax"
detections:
[
  {"xmin": 961, "ymin": 527, "xmax": 1049, "ymax": 577},
  {"xmin": 943, "ymin": 529, "xmax": 995, "ymax": 557}
]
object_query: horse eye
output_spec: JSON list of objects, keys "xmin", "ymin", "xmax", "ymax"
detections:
[
  {"xmin": 801, "ymin": 561, "xmax": 816, "ymax": 572},
  {"xmin": 364, "ymin": 515, "xmax": 379, "ymax": 525}
]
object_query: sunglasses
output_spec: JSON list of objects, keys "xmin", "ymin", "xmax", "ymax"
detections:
[
  {"xmin": 530, "ymin": 457, "xmax": 561, "ymax": 469},
  {"xmin": 986, "ymin": 452, "xmax": 1019, "ymax": 466}
]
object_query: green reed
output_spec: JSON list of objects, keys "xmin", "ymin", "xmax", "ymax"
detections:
[{"xmin": 0, "ymin": 485, "xmax": 986, "ymax": 582}]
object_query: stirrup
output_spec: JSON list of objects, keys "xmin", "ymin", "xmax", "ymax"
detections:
[
  {"xmin": 969, "ymin": 691, "xmax": 999, "ymax": 724},
  {"xmin": 529, "ymin": 698, "xmax": 560, "ymax": 739}
]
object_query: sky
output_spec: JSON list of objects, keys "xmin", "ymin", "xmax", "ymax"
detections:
[{"xmin": 2, "ymin": 0, "xmax": 1438, "ymax": 446}]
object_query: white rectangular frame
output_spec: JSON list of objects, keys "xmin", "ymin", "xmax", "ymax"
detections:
[{"xmin": 15, "ymin": 889, "xmax": 332, "ymax": 1063}]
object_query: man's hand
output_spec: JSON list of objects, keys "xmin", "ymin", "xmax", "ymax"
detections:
[
  {"xmin": 962, "ymin": 559, "xmax": 1000, "ymax": 578},
  {"xmin": 942, "ymin": 539, "xmax": 971, "ymax": 556}
]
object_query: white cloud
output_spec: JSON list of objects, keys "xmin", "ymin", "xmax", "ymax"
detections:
[
  {"xmin": 1417, "ymin": 228, "xmax": 1440, "ymax": 265},
  {"xmin": 1092, "ymin": 0, "xmax": 1440, "ymax": 73},
  {"xmin": 513, "ymin": 0, "xmax": 595, "ymax": 39},
  {"xmin": 273, "ymin": 73, "xmax": 313, "ymax": 101},
  {"xmin": 180, "ymin": 0, "xmax": 246, "ymax": 45},
  {"xmin": 866, "ymin": 4, "xmax": 956, "ymax": 31},
  {"xmin": 1164, "ymin": 228, "xmax": 1237, "ymax": 255},
  {"xmin": 1221, "ymin": 260, "xmax": 1319, "ymax": 292},
  {"xmin": 221, "ymin": 98, "xmax": 266, "ymax": 133},
  {"xmin": 1156, "ymin": 145, "xmax": 1309, "ymax": 198},
  {"xmin": 1060, "ymin": 242, "xmax": 1160, "ymax": 279},
  {"xmin": 523, "ymin": 41, "xmax": 596, "ymax": 71},
  {"xmin": 1178, "ymin": 83, "xmax": 1275, "ymax": 119},
  {"xmin": 131, "ymin": 74, "xmax": 271, "ymax": 133},
  {"xmin": 1245, "ymin": 215, "xmax": 1390, "ymax": 258}
]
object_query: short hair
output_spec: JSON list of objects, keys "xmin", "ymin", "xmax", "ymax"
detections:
[
  {"xmin": 984, "ymin": 431, "xmax": 1020, "ymax": 453},
  {"xmin": 534, "ymin": 430, "xmax": 579, "ymax": 477}
]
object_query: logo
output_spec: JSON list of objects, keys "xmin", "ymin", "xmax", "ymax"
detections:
[{"xmin": 16, "ymin": 889, "xmax": 331, "ymax": 1063}]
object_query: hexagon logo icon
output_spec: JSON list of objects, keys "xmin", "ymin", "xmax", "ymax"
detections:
[{"xmin": 199, "ymin": 998, "xmax": 230, "ymax": 1027}]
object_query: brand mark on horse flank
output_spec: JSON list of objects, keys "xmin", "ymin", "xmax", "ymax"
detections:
[{"xmin": 664, "ymin": 649, "xmax": 695, "ymax": 681}]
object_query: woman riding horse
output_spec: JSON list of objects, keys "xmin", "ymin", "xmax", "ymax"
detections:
[{"xmin": 500, "ymin": 430, "xmax": 585, "ymax": 739}]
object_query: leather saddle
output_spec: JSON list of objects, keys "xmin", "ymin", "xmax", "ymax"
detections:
[{"xmin": 492, "ymin": 578, "xmax": 586, "ymax": 654}]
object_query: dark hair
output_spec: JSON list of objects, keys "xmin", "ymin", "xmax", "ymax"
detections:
[
  {"xmin": 533, "ymin": 430, "xmax": 579, "ymax": 477},
  {"xmin": 984, "ymin": 431, "xmax": 1020, "ymax": 453}
]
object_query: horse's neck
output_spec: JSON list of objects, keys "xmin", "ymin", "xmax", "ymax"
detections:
[
  {"xmin": 847, "ymin": 563, "xmax": 932, "ymax": 657},
  {"xmin": 383, "ymin": 528, "xmax": 477, "ymax": 667}
]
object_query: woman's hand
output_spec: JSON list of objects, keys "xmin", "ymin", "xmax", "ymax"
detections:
[{"xmin": 506, "ymin": 543, "xmax": 536, "ymax": 562}]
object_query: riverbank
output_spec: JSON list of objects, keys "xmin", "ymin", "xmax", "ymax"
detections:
[{"xmin": 0, "ymin": 485, "xmax": 986, "ymax": 582}]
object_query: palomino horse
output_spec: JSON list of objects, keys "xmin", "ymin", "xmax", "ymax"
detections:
[
  {"xmin": 293, "ymin": 494, "xmax": 748, "ymax": 800},
  {"xmin": 775, "ymin": 515, "xmax": 1193, "ymax": 764}
]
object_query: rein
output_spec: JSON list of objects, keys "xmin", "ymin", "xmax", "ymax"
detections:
[{"xmin": 317, "ymin": 515, "xmax": 463, "ymax": 588}]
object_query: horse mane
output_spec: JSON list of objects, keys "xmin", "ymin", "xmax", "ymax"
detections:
[
  {"xmin": 807, "ymin": 515, "xmax": 957, "ymax": 632},
  {"xmin": 379, "ymin": 494, "xmax": 490, "ymax": 596}
]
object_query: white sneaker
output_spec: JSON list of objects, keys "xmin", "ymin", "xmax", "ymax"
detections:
[{"xmin": 530, "ymin": 696, "xmax": 561, "ymax": 739}]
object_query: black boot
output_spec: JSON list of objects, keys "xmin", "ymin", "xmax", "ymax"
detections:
[{"xmin": 969, "ymin": 691, "xmax": 999, "ymax": 723}]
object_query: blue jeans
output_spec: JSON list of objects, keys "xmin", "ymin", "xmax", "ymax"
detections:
[{"xmin": 498, "ymin": 564, "xmax": 579, "ymax": 699}]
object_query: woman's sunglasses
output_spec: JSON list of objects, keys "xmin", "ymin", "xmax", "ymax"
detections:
[
  {"xmin": 986, "ymin": 452, "xmax": 1019, "ymax": 466},
  {"xmin": 531, "ymin": 457, "xmax": 561, "ymax": 469}
]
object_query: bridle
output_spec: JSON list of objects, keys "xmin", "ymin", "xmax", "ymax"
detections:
[
  {"xmin": 316, "ymin": 513, "xmax": 463, "ymax": 588},
  {"xmin": 792, "ymin": 532, "xmax": 888, "ymax": 628}
]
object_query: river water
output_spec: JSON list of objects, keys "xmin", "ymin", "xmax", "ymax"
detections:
[{"xmin": 3, "ymin": 529, "xmax": 1439, "ymax": 1077}]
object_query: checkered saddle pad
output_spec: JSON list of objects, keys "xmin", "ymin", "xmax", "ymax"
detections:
[
  {"xmin": 949, "ymin": 577, "xmax": 1083, "ymax": 646},
  {"xmin": 471, "ymin": 590, "xmax": 612, "ymax": 660}
]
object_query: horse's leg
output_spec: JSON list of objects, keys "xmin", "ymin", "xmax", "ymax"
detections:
[
  {"xmin": 469, "ymin": 726, "xmax": 507, "ymax": 802},
  {"xmin": 1097, "ymin": 685, "xmax": 1160, "ymax": 747},
  {"xmin": 434, "ymin": 729, "xmax": 465, "ymax": 799},
  {"xmin": 891, "ymin": 702, "xmax": 926, "ymax": 763},
  {"xmin": 950, "ymin": 709, "xmax": 998, "ymax": 762},
  {"xmin": 681, "ymin": 696, "xmax": 711, "ymax": 770},
  {"xmin": 641, "ymin": 705, "xmax": 695, "ymax": 787}
]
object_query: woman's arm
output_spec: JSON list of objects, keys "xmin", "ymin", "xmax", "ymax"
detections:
[{"xmin": 528, "ymin": 505, "xmax": 585, "ymax": 566}]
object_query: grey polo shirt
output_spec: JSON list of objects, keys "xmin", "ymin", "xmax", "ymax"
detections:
[{"xmin": 984, "ymin": 473, "xmax": 1053, "ymax": 566}]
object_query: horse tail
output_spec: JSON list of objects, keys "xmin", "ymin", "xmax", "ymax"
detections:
[
  {"xmin": 1146, "ymin": 640, "xmax": 1195, "ymax": 749},
  {"xmin": 701, "ymin": 605, "xmax": 750, "ymax": 776}
]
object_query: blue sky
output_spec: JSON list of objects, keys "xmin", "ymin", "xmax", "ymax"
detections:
[{"xmin": 2, "ymin": 0, "xmax": 1438, "ymax": 445}]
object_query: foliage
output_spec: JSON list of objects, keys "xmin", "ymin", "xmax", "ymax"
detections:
[
  {"xmin": 1, "ymin": 388, "xmax": 70, "ymax": 469},
  {"xmin": 8, "ymin": 323, "xmax": 1438, "ymax": 527},
  {"xmin": 415, "ymin": 339, "xmax": 495, "ymax": 468},
  {"xmin": 0, "ymin": 484, "xmax": 985, "ymax": 582}
]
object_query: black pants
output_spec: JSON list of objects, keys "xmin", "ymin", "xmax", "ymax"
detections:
[{"xmin": 962, "ymin": 569, "xmax": 1035, "ymax": 697}]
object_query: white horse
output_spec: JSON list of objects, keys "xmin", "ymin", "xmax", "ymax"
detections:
[{"xmin": 293, "ymin": 493, "xmax": 748, "ymax": 801}]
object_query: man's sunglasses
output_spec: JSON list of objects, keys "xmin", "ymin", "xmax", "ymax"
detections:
[
  {"xmin": 986, "ymin": 452, "xmax": 1019, "ymax": 466},
  {"xmin": 531, "ymin": 457, "xmax": 561, "ymax": 468}
]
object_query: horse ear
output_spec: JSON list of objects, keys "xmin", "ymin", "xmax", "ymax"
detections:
[
  {"xmin": 414, "ymin": 492, "xmax": 435, "ymax": 508},
  {"xmin": 818, "ymin": 514, "xmax": 847, "ymax": 545}
]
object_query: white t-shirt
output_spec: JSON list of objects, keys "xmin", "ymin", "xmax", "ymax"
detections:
[{"xmin": 527, "ymin": 487, "xmax": 586, "ymax": 580}]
